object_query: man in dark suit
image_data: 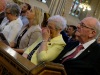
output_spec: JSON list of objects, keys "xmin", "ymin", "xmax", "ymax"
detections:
[
  {"xmin": 53, "ymin": 17, "xmax": 100, "ymax": 75},
  {"xmin": 61, "ymin": 25, "xmax": 77, "ymax": 44},
  {"xmin": 0, "ymin": 0, "xmax": 6, "ymax": 24}
]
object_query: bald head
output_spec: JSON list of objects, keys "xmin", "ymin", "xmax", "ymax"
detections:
[
  {"xmin": 81, "ymin": 17, "xmax": 100, "ymax": 37},
  {"xmin": 82, "ymin": 17, "xmax": 98, "ymax": 27}
]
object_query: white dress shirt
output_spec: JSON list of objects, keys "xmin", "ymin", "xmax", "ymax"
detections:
[
  {"xmin": 20, "ymin": 16, "xmax": 29, "ymax": 27},
  {"xmin": 2, "ymin": 17, "xmax": 23, "ymax": 43},
  {"xmin": 63, "ymin": 39, "xmax": 96, "ymax": 58}
]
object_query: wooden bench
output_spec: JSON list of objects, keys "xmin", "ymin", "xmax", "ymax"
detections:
[{"xmin": 0, "ymin": 41, "xmax": 67, "ymax": 75}]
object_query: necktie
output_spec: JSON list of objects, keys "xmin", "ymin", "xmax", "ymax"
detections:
[
  {"xmin": 62, "ymin": 45, "xmax": 84, "ymax": 63},
  {"xmin": 27, "ymin": 42, "xmax": 42, "ymax": 60}
]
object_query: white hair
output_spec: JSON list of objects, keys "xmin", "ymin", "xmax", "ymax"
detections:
[{"xmin": 48, "ymin": 15, "xmax": 67, "ymax": 30}]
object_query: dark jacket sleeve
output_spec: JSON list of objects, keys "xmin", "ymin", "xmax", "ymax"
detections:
[{"xmin": 60, "ymin": 30, "xmax": 69, "ymax": 44}]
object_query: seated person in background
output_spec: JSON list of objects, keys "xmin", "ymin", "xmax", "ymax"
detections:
[
  {"xmin": 67, "ymin": 25, "xmax": 77, "ymax": 37},
  {"xmin": 1, "ymin": 3, "xmax": 23, "ymax": 47},
  {"xmin": 13, "ymin": 7, "xmax": 42, "ymax": 54},
  {"xmin": 0, "ymin": 0, "xmax": 6, "ymax": 24},
  {"xmin": 20, "ymin": 3, "xmax": 31, "ymax": 27},
  {"xmin": 53, "ymin": 17, "xmax": 100, "ymax": 75},
  {"xmin": 61, "ymin": 25, "xmax": 77, "ymax": 44},
  {"xmin": 0, "ymin": 17, "xmax": 9, "ymax": 32},
  {"xmin": 22, "ymin": 15, "xmax": 67, "ymax": 65},
  {"xmin": 0, "ymin": 3, "xmax": 31, "ymax": 31},
  {"xmin": 0, "ymin": 0, "xmax": 7, "ymax": 31},
  {"xmin": 61, "ymin": 29, "xmax": 78, "ymax": 44}
]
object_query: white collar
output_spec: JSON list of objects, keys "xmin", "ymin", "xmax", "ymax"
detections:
[{"xmin": 79, "ymin": 39, "xmax": 96, "ymax": 49}]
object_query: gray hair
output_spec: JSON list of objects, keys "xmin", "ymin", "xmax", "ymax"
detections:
[
  {"xmin": 48, "ymin": 15, "xmax": 67, "ymax": 30},
  {"xmin": 6, "ymin": 3, "xmax": 21, "ymax": 17}
]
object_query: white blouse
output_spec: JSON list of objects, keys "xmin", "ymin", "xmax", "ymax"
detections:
[{"xmin": 2, "ymin": 17, "xmax": 23, "ymax": 43}]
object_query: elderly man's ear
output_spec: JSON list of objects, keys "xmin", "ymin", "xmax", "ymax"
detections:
[{"xmin": 89, "ymin": 30, "xmax": 96, "ymax": 38}]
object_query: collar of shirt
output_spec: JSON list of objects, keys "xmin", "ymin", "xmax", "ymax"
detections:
[
  {"xmin": 0, "ymin": 11, "xmax": 4, "ymax": 14},
  {"xmin": 63, "ymin": 39, "xmax": 96, "ymax": 58},
  {"xmin": 80, "ymin": 39, "xmax": 96, "ymax": 50},
  {"xmin": 74, "ymin": 39, "xmax": 96, "ymax": 58}
]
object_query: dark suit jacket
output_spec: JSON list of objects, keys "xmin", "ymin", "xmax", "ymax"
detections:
[
  {"xmin": 53, "ymin": 41, "xmax": 100, "ymax": 75},
  {"xmin": 60, "ymin": 30, "xmax": 69, "ymax": 44},
  {"xmin": 0, "ymin": 12, "xmax": 5, "ymax": 24},
  {"xmin": 54, "ymin": 30, "xmax": 79, "ymax": 63},
  {"xmin": 60, "ymin": 30, "xmax": 77, "ymax": 44}
]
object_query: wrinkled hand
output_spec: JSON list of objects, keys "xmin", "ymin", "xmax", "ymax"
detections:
[{"xmin": 42, "ymin": 27, "xmax": 50, "ymax": 41}]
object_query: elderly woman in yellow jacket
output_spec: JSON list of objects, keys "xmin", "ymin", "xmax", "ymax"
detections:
[{"xmin": 23, "ymin": 15, "xmax": 67, "ymax": 65}]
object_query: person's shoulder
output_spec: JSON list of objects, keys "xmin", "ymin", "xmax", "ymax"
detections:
[
  {"xmin": 96, "ymin": 43, "xmax": 100, "ymax": 48},
  {"xmin": 93, "ymin": 43, "xmax": 100, "ymax": 56},
  {"xmin": 0, "ymin": 12, "xmax": 5, "ymax": 15},
  {"xmin": 52, "ymin": 35, "xmax": 66, "ymax": 45},
  {"xmin": 91, "ymin": 41, "xmax": 100, "ymax": 51},
  {"xmin": 30, "ymin": 25, "xmax": 41, "ymax": 31}
]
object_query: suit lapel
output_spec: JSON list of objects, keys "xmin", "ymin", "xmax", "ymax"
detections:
[
  {"xmin": 76, "ymin": 41, "xmax": 97, "ymax": 59},
  {"xmin": 63, "ymin": 41, "xmax": 79, "ymax": 55},
  {"xmin": 53, "ymin": 41, "xmax": 79, "ymax": 62}
]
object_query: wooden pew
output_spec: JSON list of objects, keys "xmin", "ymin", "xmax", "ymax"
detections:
[{"xmin": 0, "ymin": 41, "xmax": 67, "ymax": 75}]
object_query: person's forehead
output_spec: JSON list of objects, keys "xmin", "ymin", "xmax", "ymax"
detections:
[
  {"xmin": 22, "ymin": 4, "xmax": 27, "ymax": 7},
  {"xmin": 81, "ymin": 17, "xmax": 97, "ymax": 25},
  {"xmin": 67, "ymin": 27, "xmax": 74, "ymax": 31},
  {"xmin": 68, "ymin": 26, "xmax": 74, "ymax": 29}
]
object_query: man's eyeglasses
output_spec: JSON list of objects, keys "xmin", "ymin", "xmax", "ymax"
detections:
[{"xmin": 79, "ymin": 22, "xmax": 94, "ymax": 30}]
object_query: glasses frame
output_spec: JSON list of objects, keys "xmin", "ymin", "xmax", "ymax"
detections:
[{"xmin": 79, "ymin": 22, "xmax": 94, "ymax": 30}]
